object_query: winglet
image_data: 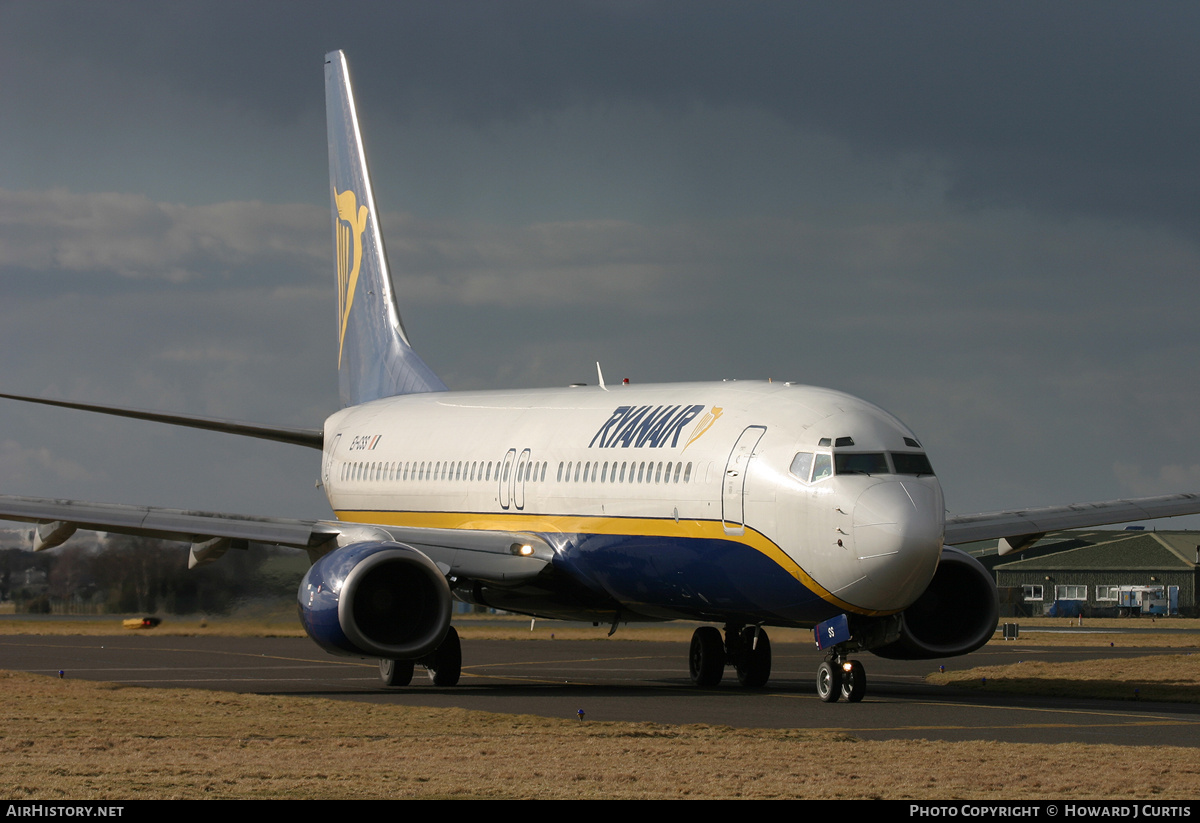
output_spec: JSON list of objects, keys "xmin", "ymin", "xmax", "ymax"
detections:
[{"xmin": 325, "ymin": 50, "xmax": 447, "ymax": 407}]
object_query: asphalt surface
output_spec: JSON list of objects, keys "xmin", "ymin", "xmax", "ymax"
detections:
[{"xmin": 4, "ymin": 632, "xmax": 1200, "ymax": 746}]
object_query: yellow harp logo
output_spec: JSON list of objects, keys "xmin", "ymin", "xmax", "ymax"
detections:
[
  {"xmin": 335, "ymin": 188, "xmax": 369, "ymax": 366},
  {"xmin": 683, "ymin": 406, "xmax": 723, "ymax": 451}
]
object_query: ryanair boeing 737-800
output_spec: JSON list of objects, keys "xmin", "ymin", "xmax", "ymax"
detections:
[{"xmin": 3, "ymin": 51, "xmax": 1200, "ymax": 701}]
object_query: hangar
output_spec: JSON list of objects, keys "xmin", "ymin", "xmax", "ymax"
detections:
[{"xmin": 977, "ymin": 529, "xmax": 1200, "ymax": 617}]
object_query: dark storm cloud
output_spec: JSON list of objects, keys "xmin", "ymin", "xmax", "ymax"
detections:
[{"xmin": 5, "ymin": 3, "xmax": 1196, "ymax": 225}]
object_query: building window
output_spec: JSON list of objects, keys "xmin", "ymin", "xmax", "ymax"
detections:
[
  {"xmin": 1096, "ymin": 585, "xmax": 1119, "ymax": 601},
  {"xmin": 1023, "ymin": 584, "xmax": 1043, "ymax": 601},
  {"xmin": 1055, "ymin": 585, "xmax": 1086, "ymax": 600}
]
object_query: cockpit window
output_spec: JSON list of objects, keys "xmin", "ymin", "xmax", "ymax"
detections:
[
  {"xmin": 812, "ymin": 453, "xmax": 833, "ymax": 481},
  {"xmin": 789, "ymin": 452, "xmax": 814, "ymax": 482},
  {"xmin": 891, "ymin": 452, "xmax": 934, "ymax": 475},
  {"xmin": 834, "ymin": 452, "xmax": 890, "ymax": 475}
]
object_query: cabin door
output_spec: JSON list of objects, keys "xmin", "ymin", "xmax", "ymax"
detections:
[
  {"xmin": 498, "ymin": 448, "xmax": 517, "ymax": 509},
  {"xmin": 514, "ymin": 448, "xmax": 531, "ymax": 510},
  {"xmin": 723, "ymin": 425, "xmax": 766, "ymax": 535}
]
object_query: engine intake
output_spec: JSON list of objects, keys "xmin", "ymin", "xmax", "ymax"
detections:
[
  {"xmin": 870, "ymin": 546, "xmax": 998, "ymax": 660},
  {"xmin": 298, "ymin": 541, "xmax": 452, "ymax": 659}
]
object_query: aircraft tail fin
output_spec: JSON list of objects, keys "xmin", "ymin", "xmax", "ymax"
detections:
[{"xmin": 325, "ymin": 50, "xmax": 447, "ymax": 407}]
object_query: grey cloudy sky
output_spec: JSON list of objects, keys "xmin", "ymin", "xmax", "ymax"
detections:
[{"xmin": 1, "ymin": 1, "xmax": 1198, "ymax": 531}]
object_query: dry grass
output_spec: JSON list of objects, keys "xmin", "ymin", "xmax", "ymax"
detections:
[
  {"xmin": 1016, "ymin": 618, "xmax": 1200, "ymax": 630},
  {"xmin": 928, "ymin": 653, "xmax": 1200, "ymax": 702},
  {"xmin": 4, "ymin": 671, "xmax": 1200, "ymax": 800},
  {"xmin": 0, "ymin": 617, "xmax": 308, "ymax": 638}
]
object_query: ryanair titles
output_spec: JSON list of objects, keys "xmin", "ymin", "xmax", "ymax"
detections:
[{"xmin": 589, "ymin": 404, "xmax": 706, "ymax": 449}]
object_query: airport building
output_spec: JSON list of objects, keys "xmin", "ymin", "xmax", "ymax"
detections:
[{"xmin": 973, "ymin": 529, "xmax": 1200, "ymax": 618}]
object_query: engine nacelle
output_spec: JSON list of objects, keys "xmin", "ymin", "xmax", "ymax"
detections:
[
  {"xmin": 298, "ymin": 541, "xmax": 452, "ymax": 659},
  {"xmin": 869, "ymin": 546, "xmax": 998, "ymax": 660}
]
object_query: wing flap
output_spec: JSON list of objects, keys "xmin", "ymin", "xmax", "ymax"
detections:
[{"xmin": 944, "ymin": 492, "xmax": 1200, "ymax": 547}]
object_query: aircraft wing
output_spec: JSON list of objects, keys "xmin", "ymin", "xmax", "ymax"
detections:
[
  {"xmin": 0, "ymin": 392, "xmax": 323, "ymax": 450},
  {"xmin": 944, "ymin": 492, "xmax": 1200, "ymax": 555},
  {"xmin": 0, "ymin": 494, "xmax": 550, "ymax": 582},
  {"xmin": 0, "ymin": 494, "xmax": 337, "ymax": 553}
]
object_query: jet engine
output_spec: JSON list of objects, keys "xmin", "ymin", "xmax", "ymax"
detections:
[
  {"xmin": 298, "ymin": 541, "xmax": 452, "ymax": 659},
  {"xmin": 869, "ymin": 546, "xmax": 999, "ymax": 660}
]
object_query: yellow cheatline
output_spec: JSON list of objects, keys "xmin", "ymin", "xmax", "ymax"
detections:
[{"xmin": 334, "ymin": 509, "xmax": 890, "ymax": 616}]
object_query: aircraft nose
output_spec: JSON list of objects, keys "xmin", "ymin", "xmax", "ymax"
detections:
[{"xmin": 847, "ymin": 480, "xmax": 943, "ymax": 612}]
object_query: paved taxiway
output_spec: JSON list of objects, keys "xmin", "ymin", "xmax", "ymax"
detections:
[{"xmin": 5, "ymin": 633, "xmax": 1200, "ymax": 746}]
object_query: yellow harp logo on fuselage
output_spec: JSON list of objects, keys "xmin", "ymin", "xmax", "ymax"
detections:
[
  {"xmin": 335, "ymin": 188, "xmax": 369, "ymax": 366},
  {"xmin": 683, "ymin": 406, "xmax": 723, "ymax": 451}
]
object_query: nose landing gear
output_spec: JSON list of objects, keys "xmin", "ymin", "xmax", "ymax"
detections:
[{"xmin": 817, "ymin": 652, "xmax": 866, "ymax": 703}]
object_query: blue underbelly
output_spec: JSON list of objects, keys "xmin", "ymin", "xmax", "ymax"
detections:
[{"xmin": 544, "ymin": 531, "xmax": 835, "ymax": 625}]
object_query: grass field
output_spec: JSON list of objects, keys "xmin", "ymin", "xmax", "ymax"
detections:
[{"xmin": 5, "ymin": 669, "xmax": 1200, "ymax": 800}]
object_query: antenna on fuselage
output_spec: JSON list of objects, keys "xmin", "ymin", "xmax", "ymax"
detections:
[{"xmin": 596, "ymin": 361, "xmax": 607, "ymax": 391}]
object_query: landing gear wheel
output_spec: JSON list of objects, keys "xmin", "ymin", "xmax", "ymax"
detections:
[
  {"xmin": 689, "ymin": 626, "xmax": 725, "ymax": 686},
  {"xmin": 840, "ymin": 659, "xmax": 866, "ymax": 702},
  {"xmin": 379, "ymin": 658, "xmax": 414, "ymax": 687},
  {"xmin": 817, "ymin": 660, "xmax": 841, "ymax": 702},
  {"xmin": 423, "ymin": 626, "xmax": 462, "ymax": 686},
  {"xmin": 735, "ymin": 627, "xmax": 772, "ymax": 688}
]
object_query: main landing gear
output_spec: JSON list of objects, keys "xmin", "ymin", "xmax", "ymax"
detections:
[
  {"xmin": 688, "ymin": 624, "xmax": 773, "ymax": 688},
  {"xmin": 816, "ymin": 651, "xmax": 866, "ymax": 703},
  {"xmin": 378, "ymin": 626, "xmax": 462, "ymax": 688}
]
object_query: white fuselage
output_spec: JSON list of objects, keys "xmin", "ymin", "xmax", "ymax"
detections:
[{"xmin": 321, "ymin": 380, "xmax": 945, "ymax": 626}]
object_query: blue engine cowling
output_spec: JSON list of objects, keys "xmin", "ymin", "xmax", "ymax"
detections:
[
  {"xmin": 298, "ymin": 541, "xmax": 452, "ymax": 659},
  {"xmin": 869, "ymin": 546, "xmax": 999, "ymax": 660}
]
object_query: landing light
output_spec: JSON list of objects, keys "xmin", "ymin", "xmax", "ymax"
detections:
[
  {"xmin": 841, "ymin": 662, "xmax": 854, "ymax": 673},
  {"xmin": 510, "ymin": 543, "xmax": 535, "ymax": 557}
]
